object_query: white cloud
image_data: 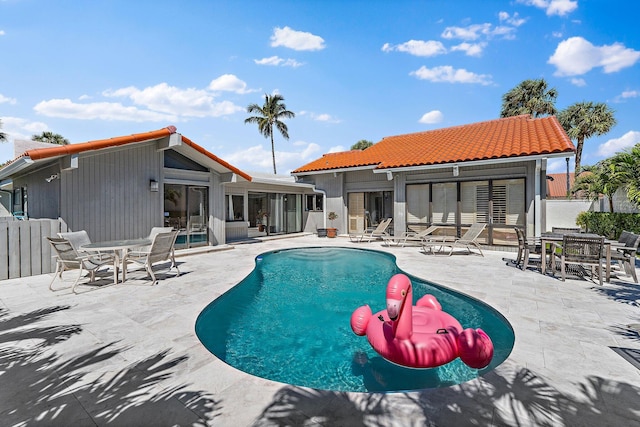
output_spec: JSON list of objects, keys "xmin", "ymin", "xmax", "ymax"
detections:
[
  {"xmin": 381, "ymin": 40, "xmax": 447, "ymax": 57},
  {"xmin": 270, "ymin": 26, "xmax": 325, "ymax": 51},
  {"xmin": 441, "ymin": 23, "xmax": 516, "ymax": 41},
  {"xmin": 598, "ymin": 131, "xmax": 640, "ymax": 157},
  {"xmin": 34, "ymin": 99, "xmax": 178, "ymax": 122},
  {"xmin": 419, "ymin": 110, "xmax": 444, "ymax": 124},
  {"xmin": 621, "ymin": 90, "xmax": 639, "ymax": 98},
  {"xmin": 0, "ymin": 30, "xmax": 4, "ymax": 36},
  {"xmin": 102, "ymin": 82, "xmax": 244, "ymax": 118},
  {"xmin": 0, "ymin": 116, "xmax": 49, "ymax": 142},
  {"xmin": 450, "ymin": 42, "xmax": 486, "ymax": 57},
  {"xmin": 548, "ymin": 36, "xmax": 640, "ymax": 76},
  {"xmin": 208, "ymin": 74, "xmax": 258, "ymax": 93},
  {"xmin": 518, "ymin": 0, "xmax": 578, "ymax": 16},
  {"xmin": 222, "ymin": 141, "xmax": 322, "ymax": 174},
  {"xmin": 254, "ymin": 56, "xmax": 304, "ymax": 67},
  {"xmin": 410, "ymin": 65, "xmax": 493, "ymax": 85},
  {"xmin": 0, "ymin": 94, "xmax": 17, "ymax": 104},
  {"xmin": 570, "ymin": 77, "xmax": 586, "ymax": 86},
  {"xmin": 328, "ymin": 145, "xmax": 346, "ymax": 153},
  {"xmin": 298, "ymin": 111, "xmax": 341, "ymax": 123},
  {"xmin": 498, "ymin": 11, "xmax": 526, "ymax": 27},
  {"xmin": 552, "ymin": 31, "xmax": 563, "ymax": 38},
  {"xmin": 78, "ymin": 94, "xmax": 91, "ymax": 100},
  {"xmin": 546, "ymin": 158, "xmax": 571, "ymax": 173}
]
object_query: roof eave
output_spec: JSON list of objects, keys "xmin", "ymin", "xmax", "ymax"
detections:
[
  {"xmin": 373, "ymin": 151, "xmax": 575, "ymax": 174},
  {"xmin": 292, "ymin": 164, "xmax": 379, "ymax": 176},
  {"xmin": 0, "ymin": 157, "xmax": 35, "ymax": 180}
]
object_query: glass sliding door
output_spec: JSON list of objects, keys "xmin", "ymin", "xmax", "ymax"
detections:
[{"xmin": 164, "ymin": 183, "xmax": 209, "ymax": 249}]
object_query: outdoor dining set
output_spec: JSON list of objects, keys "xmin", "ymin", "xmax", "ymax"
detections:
[
  {"xmin": 349, "ymin": 220, "xmax": 640, "ymax": 285},
  {"xmin": 46, "ymin": 227, "xmax": 181, "ymax": 293}
]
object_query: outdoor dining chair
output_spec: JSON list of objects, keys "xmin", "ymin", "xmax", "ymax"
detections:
[
  {"xmin": 610, "ymin": 231, "xmax": 640, "ymax": 283},
  {"xmin": 46, "ymin": 237, "xmax": 114, "ymax": 293},
  {"xmin": 58, "ymin": 230, "xmax": 112, "ymax": 262},
  {"xmin": 514, "ymin": 227, "xmax": 546, "ymax": 271},
  {"xmin": 126, "ymin": 230, "xmax": 180, "ymax": 286},
  {"xmin": 551, "ymin": 234, "xmax": 605, "ymax": 285}
]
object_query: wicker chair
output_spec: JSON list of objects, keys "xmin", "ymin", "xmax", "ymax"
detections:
[{"xmin": 552, "ymin": 234, "xmax": 604, "ymax": 285}]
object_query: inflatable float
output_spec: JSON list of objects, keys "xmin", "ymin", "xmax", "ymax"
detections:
[{"xmin": 350, "ymin": 273, "xmax": 494, "ymax": 369}]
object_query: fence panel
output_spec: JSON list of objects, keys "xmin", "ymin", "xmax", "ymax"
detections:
[{"xmin": 0, "ymin": 218, "xmax": 67, "ymax": 280}]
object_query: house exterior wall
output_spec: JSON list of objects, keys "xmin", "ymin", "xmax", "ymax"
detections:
[
  {"xmin": 13, "ymin": 163, "xmax": 61, "ymax": 219},
  {"xmin": 297, "ymin": 159, "xmax": 545, "ymax": 243},
  {"xmin": 59, "ymin": 142, "xmax": 162, "ymax": 241}
]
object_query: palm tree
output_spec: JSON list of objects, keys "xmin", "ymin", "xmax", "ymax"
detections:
[
  {"xmin": 245, "ymin": 94, "xmax": 295, "ymax": 174},
  {"xmin": 609, "ymin": 144, "xmax": 640, "ymax": 207},
  {"xmin": 0, "ymin": 119, "xmax": 7, "ymax": 142},
  {"xmin": 500, "ymin": 78, "xmax": 558, "ymax": 118},
  {"xmin": 558, "ymin": 102, "xmax": 616, "ymax": 174},
  {"xmin": 351, "ymin": 140, "xmax": 373, "ymax": 150},
  {"xmin": 32, "ymin": 131, "xmax": 70, "ymax": 145},
  {"xmin": 571, "ymin": 160, "xmax": 622, "ymax": 212}
]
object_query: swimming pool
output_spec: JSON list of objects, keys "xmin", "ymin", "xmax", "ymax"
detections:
[{"xmin": 195, "ymin": 247, "xmax": 514, "ymax": 392}]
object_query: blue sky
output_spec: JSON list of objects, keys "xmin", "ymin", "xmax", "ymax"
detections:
[{"xmin": 1, "ymin": 0, "xmax": 639, "ymax": 174}]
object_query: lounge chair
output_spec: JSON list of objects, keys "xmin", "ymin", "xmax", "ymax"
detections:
[
  {"xmin": 349, "ymin": 218, "xmax": 392, "ymax": 243},
  {"xmin": 422, "ymin": 223, "xmax": 487, "ymax": 256},
  {"xmin": 382, "ymin": 225, "xmax": 440, "ymax": 247},
  {"xmin": 126, "ymin": 231, "xmax": 180, "ymax": 286},
  {"xmin": 46, "ymin": 237, "xmax": 114, "ymax": 293}
]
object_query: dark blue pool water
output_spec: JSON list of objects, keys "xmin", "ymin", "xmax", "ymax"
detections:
[{"xmin": 195, "ymin": 247, "xmax": 514, "ymax": 392}]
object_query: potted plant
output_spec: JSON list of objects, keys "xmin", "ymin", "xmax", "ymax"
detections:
[{"xmin": 327, "ymin": 211, "xmax": 338, "ymax": 238}]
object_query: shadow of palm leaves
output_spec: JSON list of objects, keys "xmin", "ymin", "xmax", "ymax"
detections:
[
  {"xmin": 0, "ymin": 305, "xmax": 221, "ymax": 426},
  {"xmin": 591, "ymin": 282, "xmax": 640, "ymax": 306},
  {"xmin": 253, "ymin": 363, "xmax": 640, "ymax": 427}
]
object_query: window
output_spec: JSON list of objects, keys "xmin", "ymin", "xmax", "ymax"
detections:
[
  {"xmin": 406, "ymin": 184, "xmax": 429, "ymax": 224},
  {"xmin": 460, "ymin": 181, "xmax": 489, "ymax": 224},
  {"xmin": 226, "ymin": 194, "xmax": 245, "ymax": 221},
  {"xmin": 305, "ymin": 194, "xmax": 323, "ymax": 211},
  {"xmin": 492, "ymin": 179, "xmax": 524, "ymax": 226},
  {"xmin": 432, "ymin": 183, "xmax": 456, "ymax": 224}
]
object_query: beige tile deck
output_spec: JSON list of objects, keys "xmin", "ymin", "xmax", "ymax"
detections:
[{"xmin": 1, "ymin": 235, "xmax": 639, "ymax": 426}]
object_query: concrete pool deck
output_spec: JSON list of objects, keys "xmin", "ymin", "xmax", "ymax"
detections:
[{"xmin": 1, "ymin": 234, "xmax": 639, "ymax": 426}]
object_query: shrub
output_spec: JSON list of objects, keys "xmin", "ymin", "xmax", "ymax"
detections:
[{"xmin": 575, "ymin": 212, "xmax": 640, "ymax": 239}]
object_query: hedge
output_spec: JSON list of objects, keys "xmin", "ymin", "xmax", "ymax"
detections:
[{"xmin": 575, "ymin": 212, "xmax": 640, "ymax": 239}]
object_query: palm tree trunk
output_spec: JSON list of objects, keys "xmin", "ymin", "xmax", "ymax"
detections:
[
  {"xmin": 270, "ymin": 131, "xmax": 277, "ymax": 174},
  {"xmin": 575, "ymin": 137, "xmax": 584, "ymax": 175}
]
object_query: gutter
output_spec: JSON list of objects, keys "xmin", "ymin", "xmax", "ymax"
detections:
[
  {"xmin": 0, "ymin": 157, "xmax": 35, "ymax": 181},
  {"xmin": 371, "ymin": 152, "xmax": 574, "ymax": 175}
]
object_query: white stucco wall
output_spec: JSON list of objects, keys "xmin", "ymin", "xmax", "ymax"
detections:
[{"xmin": 545, "ymin": 199, "xmax": 598, "ymax": 231}]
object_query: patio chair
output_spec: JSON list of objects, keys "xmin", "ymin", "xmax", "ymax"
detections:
[
  {"xmin": 422, "ymin": 223, "xmax": 486, "ymax": 256},
  {"xmin": 514, "ymin": 227, "xmax": 545, "ymax": 271},
  {"xmin": 125, "ymin": 230, "xmax": 180, "ymax": 286},
  {"xmin": 58, "ymin": 230, "xmax": 112, "ymax": 262},
  {"xmin": 551, "ymin": 234, "xmax": 604, "ymax": 286},
  {"xmin": 46, "ymin": 237, "xmax": 114, "ymax": 293},
  {"xmin": 349, "ymin": 218, "xmax": 392, "ymax": 243},
  {"xmin": 610, "ymin": 231, "xmax": 640, "ymax": 283},
  {"xmin": 382, "ymin": 225, "xmax": 440, "ymax": 247}
]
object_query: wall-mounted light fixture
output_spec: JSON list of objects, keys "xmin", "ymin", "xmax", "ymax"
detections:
[
  {"xmin": 386, "ymin": 171, "xmax": 393, "ymax": 181},
  {"xmin": 149, "ymin": 179, "xmax": 159, "ymax": 192},
  {"xmin": 45, "ymin": 173, "xmax": 59, "ymax": 183},
  {"xmin": 452, "ymin": 165, "xmax": 459, "ymax": 177}
]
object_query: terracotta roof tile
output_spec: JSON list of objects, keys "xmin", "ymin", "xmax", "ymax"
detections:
[{"xmin": 293, "ymin": 115, "xmax": 575, "ymax": 173}]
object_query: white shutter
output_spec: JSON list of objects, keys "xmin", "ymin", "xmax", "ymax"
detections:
[
  {"xmin": 406, "ymin": 184, "xmax": 429, "ymax": 223},
  {"xmin": 432, "ymin": 183, "xmax": 456, "ymax": 224},
  {"xmin": 348, "ymin": 193, "xmax": 365, "ymax": 233}
]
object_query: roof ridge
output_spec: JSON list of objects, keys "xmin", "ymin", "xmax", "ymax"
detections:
[{"xmin": 380, "ymin": 114, "xmax": 539, "ymax": 140}]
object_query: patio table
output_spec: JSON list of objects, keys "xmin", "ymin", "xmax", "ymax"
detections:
[
  {"xmin": 81, "ymin": 238, "xmax": 151, "ymax": 285},
  {"xmin": 540, "ymin": 232, "xmax": 625, "ymax": 282}
]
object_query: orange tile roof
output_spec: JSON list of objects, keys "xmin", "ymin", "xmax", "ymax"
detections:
[
  {"xmin": 293, "ymin": 115, "xmax": 575, "ymax": 173},
  {"xmin": 547, "ymin": 172, "xmax": 574, "ymax": 198},
  {"xmin": 16, "ymin": 126, "xmax": 252, "ymax": 181}
]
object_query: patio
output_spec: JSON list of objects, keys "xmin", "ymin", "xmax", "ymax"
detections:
[{"xmin": 1, "ymin": 234, "xmax": 639, "ymax": 426}]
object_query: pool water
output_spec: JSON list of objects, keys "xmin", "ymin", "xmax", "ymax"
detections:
[{"xmin": 195, "ymin": 247, "xmax": 514, "ymax": 392}]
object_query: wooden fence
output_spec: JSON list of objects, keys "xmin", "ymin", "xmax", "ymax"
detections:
[{"xmin": 0, "ymin": 218, "xmax": 69, "ymax": 280}]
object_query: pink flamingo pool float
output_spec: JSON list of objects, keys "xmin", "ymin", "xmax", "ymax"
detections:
[{"xmin": 350, "ymin": 273, "xmax": 494, "ymax": 369}]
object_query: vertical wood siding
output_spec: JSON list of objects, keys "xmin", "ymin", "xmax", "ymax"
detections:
[{"xmin": 60, "ymin": 143, "xmax": 162, "ymax": 242}]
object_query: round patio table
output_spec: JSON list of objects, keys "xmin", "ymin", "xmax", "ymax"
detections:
[{"xmin": 81, "ymin": 238, "xmax": 151, "ymax": 285}]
